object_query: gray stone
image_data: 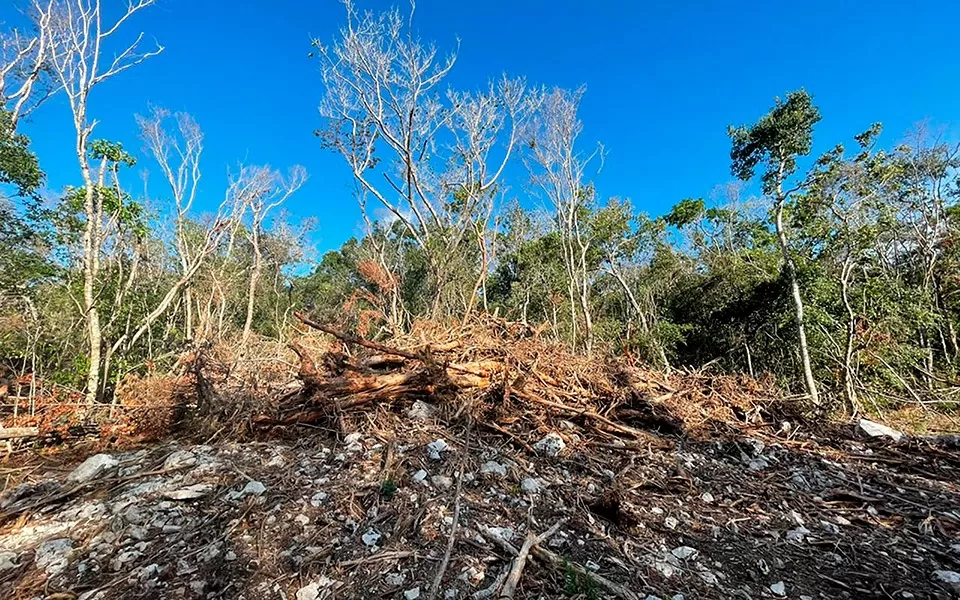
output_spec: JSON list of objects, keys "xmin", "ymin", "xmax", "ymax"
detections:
[
  {"xmin": 663, "ymin": 516, "xmax": 679, "ymax": 530},
  {"xmin": 533, "ymin": 432, "xmax": 566, "ymax": 457},
  {"xmin": 479, "ymin": 461, "xmax": 507, "ymax": 478},
  {"xmin": 671, "ymin": 546, "xmax": 698, "ymax": 560},
  {"xmin": 239, "ymin": 480, "xmax": 266, "ymax": 497},
  {"xmin": 427, "ymin": 439, "xmax": 449, "ymax": 460},
  {"xmin": 296, "ymin": 582, "xmax": 321, "ymax": 600},
  {"xmin": 0, "ymin": 551, "xmax": 18, "ymax": 571},
  {"xmin": 162, "ymin": 450, "xmax": 197, "ymax": 471},
  {"xmin": 362, "ymin": 528, "xmax": 382, "ymax": 546},
  {"xmin": 163, "ymin": 483, "xmax": 214, "ymax": 501},
  {"xmin": 35, "ymin": 538, "xmax": 72, "ymax": 575},
  {"xmin": 786, "ymin": 526, "xmax": 810, "ymax": 542},
  {"xmin": 408, "ymin": 401, "xmax": 436, "ymax": 420},
  {"xmin": 933, "ymin": 570, "xmax": 960, "ymax": 593},
  {"xmin": 385, "ymin": 572, "xmax": 406, "ymax": 586},
  {"xmin": 67, "ymin": 454, "xmax": 119, "ymax": 484},
  {"xmin": 404, "ymin": 587, "xmax": 421, "ymax": 600},
  {"xmin": 431, "ymin": 475, "xmax": 454, "ymax": 490},
  {"xmin": 413, "ymin": 469, "xmax": 428, "ymax": 483},
  {"xmin": 857, "ymin": 418, "xmax": 903, "ymax": 442},
  {"xmin": 770, "ymin": 581, "xmax": 786, "ymax": 597},
  {"xmin": 520, "ymin": 478, "xmax": 541, "ymax": 493}
]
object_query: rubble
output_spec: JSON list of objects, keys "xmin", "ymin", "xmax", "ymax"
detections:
[{"xmin": 66, "ymin": 453, "xmax": 119, "ymax": 484}]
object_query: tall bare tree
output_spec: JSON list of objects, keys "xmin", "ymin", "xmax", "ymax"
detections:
[
  {"xmin": 136, "ymin": 107, "xmax": 203, "ymax": 341},
  {"xmin": 236, "ymin": 164, "xmax": 306, "ymax": 348},
  {"xmin": 525, "ymin": 87, "xmax": 602, "ymax": 354},
  {"xmin": 315, "ymin": 0, "xmax": 530, "ymax": 317}
]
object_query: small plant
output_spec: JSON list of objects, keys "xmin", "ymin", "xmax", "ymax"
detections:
[
  {"xmin": 380, "ymin": 479, "xmax": 398, "ymax": 499},
  {"xmin": 562, "ymin": 560, "xmax": 599, "ymax": 599}
]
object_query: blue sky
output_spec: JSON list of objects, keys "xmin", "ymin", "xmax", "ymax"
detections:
[{"xmin": 10, "ymin": 0, "xmax": 960, "ymax": 253}]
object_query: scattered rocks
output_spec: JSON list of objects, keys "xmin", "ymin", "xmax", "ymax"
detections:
[
  {"xmin": 67, "ymin": 454, "xmax": 119, "ymax": 484},
  {"xmin": 533, "ymin": 432, "xmax": 566, "ymax": 457},
  {"xmin": 235, "ymin": 480, "xmax": 266, "ymax": 498},
  {"xmin": 857, "ymin": 418, "xmax": 904, "ymax": 443}
]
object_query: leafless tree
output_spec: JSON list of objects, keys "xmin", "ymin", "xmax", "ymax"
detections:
[
  {"xmin": 38, "ymin": 0, "xmax": 162, "ymax": 404},
  {"xmin": 0, "ymin": 5, "xmax": 55, "ymax": 127},
  {"xmin": 236, "ymin": 164, "xmax": 306, "ymax": 348},
  {"xmin": 525, "ymin": 87, "xmax": 602, "ymax": 354},
  {"xmin": 136, "ymin": 107, "xmax": 203, "ymax": 340},
  {"xmin": 315, "ymin": 0, "xmax": 531, "ymax": 316}
]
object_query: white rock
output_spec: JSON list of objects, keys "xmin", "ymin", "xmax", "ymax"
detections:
[
  {"xmin": 67, "ymin": 454, "xmax": 119, "ymax": 484},
  {"xmin": 343, "ymin": 432, "xmax": 363, "ymax": 445},
  {"xmin": 163, "ymin": 450, "xmax": 197, "ymax": 471},
  {"xmin": 520, "ymin": 478, "xmax": 541, "ymax": 493},
  {"xmin": 362, "ymin": 528, "xmax": 382, "ymax": 546},
  {"xmin": 296, "ymin": 582, "xmax": 320, "ymax": 600},
  {"xmin": 933, "ymin": 570, "xmax": 960, "ymax": 592},
  {"xmin": 770, "ymin": 581, "xmax": 786, "ymax": 596},
  {"xmin": 671, "ymin": 546, "xmax": 698, "ymax": 560},
  {"xmin": 747, "ymin": 457, "xmax": 769, "ymax": 471},
  {"xmin": 408, "ymin": 401, "xmax": 436, "ymax": 420},
  {"xmin": 533, "ymin": 432, "xmax": 566, "ymax": 457},
  {"xmin": 951, "ymin": 543, "xmax": 960, "ymax": 554},
  {"xmin": 645, "ymin": 596, "xmax": 663, "ymax": 600},
  {"xmin": 295, "ymin": 514, "xmax": 310, "ymax": 526},
  {"xmin": 35, "ymin": 538, "xmax": 72, "ymax": 575},
  {"xmin": 479, "ymin": 461, "xmax": 507, "ymax": 477},
  {"xmin": 239, "ymin": 480, "xmax": 266, "ymax": 497},
  {"xmin": 427, "ymin": 439, "xmax": 450, "ymax": 460},
  {"xmin": 444, "ymin": 590, "xmax": 458, "ymax": 599},
  {"xmin": 585, "ymin": 560, "xmax": 600, "ymax": 571},
  {"xmin": 404, "ymin": 587, "xmax": 421, "ymax": 600},
  {"xmin": 663, "ymin": 516, "xmax": 679, "ymax": 530},
  {"xmin": 431, "ymin": 475, "xmax": 454, "ymax": 490},
  {"xmin": 163, "ymin": 483, "xmax": 214, "ymax": 501},
  {"xmin": 0, "ymin": 551, "xmax": 18, "ymax": 571},
  {"xmin": 310, "ymin": 491, "xmax": 329, "ymax": 507},
  {"xmin": 700, "ymin": 492, "xmax": 714, "ymax": 503},
  {"xmin": 486, "ymin": 526, "xmax": 515, "ymax": 541},
  {"xmin": 857, "ymin": 418, "xmax": 903, "ymax": 442},
  {"xmin": 413, "ymin": 469, "xmax": 428, "ymax": 483},
  {"xmin": 834, "ymin": 515, "xmax": 852, "ymax": 526},
  {"xmin": 385, "ymin": 572, "xmax": 406, "ymax": 586},
  {"xmin": 786, "ymin": 526, "xmax": 810, "ymax": 542}
]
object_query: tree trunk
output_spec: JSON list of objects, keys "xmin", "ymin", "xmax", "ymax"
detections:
[
  {"xmin": 81, "ymin": 153, "xmax": 103, "ymax": 406},
  {"xmin": 774, "ymin": 196, "xmax": 820, "ymax": 406},
  {"xmin": 241, "ymin": 226, "xmax": 262, "ymax": 348},
  {"xmin": 840, "ymin": 258, "xmax": 858, "ymax": 414}
]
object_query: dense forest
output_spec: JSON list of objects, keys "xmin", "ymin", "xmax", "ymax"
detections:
[{"xmin": 2, "ymin": 0, "xmax": 959, "ymax": 419}]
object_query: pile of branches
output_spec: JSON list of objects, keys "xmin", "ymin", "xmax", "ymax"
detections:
[{"xmin": 258, "ymin": 312, "xmax": 787, "ymax": 446}]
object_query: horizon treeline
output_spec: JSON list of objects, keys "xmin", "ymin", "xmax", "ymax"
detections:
[{"xmin": 2, "ymin": 0, "xmax": 959, "ymax": 415}]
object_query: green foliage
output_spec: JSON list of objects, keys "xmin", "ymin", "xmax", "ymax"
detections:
[
  {"xmin": 0, "ymin": 110, "xmax": 43, "ymax": 195},
  {"xmin": 729, "ymin": 90, "xmax": 821, "ymax": 194}
]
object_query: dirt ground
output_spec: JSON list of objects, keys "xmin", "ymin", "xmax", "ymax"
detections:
[{"xmin": 2, "ymin": 406, "xmax": 959, "ymax": 600}]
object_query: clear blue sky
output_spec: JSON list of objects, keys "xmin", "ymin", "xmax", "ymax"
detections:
[{"xmin": 11, "ymin": 0, "xmax": 960, "ymax": 253}]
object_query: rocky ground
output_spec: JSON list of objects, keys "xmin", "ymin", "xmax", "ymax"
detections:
[{"xmin": 2, "ymin": 403, "xmax": 960, "ymax": 600}]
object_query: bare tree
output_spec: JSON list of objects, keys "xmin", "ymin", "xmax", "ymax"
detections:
[
  {"xmin": 38, "ymin": 0, "xmax": 162, "ymax": 404},
  {"xmin": 236, "ymin": 165, "xmax": 306, "ymax": 348},
  {"xmin": 315, "ymin": 0, "xmax": 530, "ymax": 316},
  {"xmin": 136, "ymin": 107, "xmax": 203, "ymax": 340},
  {"xmin": 0, "ymin": 5, "xmax": 55, "ymax": 127},
  {"xmin": 525, "ymin": 87, "xmax": 602, "ymax": 354}
]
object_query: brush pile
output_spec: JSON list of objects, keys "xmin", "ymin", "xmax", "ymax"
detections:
[{"xmin": 265, "ymin": 312, "xmax": 785, "ymax": 447}]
